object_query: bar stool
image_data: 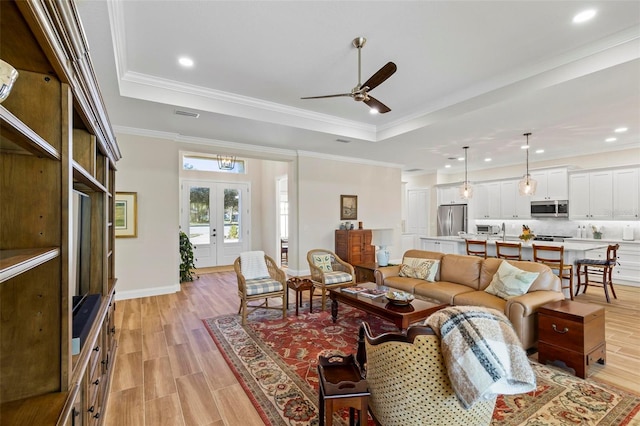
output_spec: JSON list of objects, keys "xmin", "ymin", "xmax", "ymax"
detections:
[
  {"xmin": 465, "ymin": 239, "xmax": 488, "ymax": 258},
  {"xmin": 495, "ymin": 241, "xmax": 522, "ymax": 260},
  {"xmin": 575, "ymin": 244, "xmax": 619, "ymax": 303},
  {"xmin": 532, "ymin": 244, "xmax": 574, "ymax": 300}
]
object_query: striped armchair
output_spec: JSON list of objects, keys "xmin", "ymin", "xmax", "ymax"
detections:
[
  {"xmin": 234, "ymin": 252, "xmax": 287, "ymax": 325},
  {"xmin": 306, "ymin": 249, "xmax": 355, "ymax": 311}
]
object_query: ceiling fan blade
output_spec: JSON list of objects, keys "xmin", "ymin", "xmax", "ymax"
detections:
[
  {"xmin": 301, "ymin": 93, "xmax": 352, "ymax": 99},
  {"xmin": 361, "ymin": 62, "xmax": 397, "ymax": 91},
  {"xmin": 364, "ymin": 96, "xmax": 391, "ymax": 114}
]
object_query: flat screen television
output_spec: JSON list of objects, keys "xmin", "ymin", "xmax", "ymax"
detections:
[{"xmin": 70, "ymin": 190, "xmax": 92, "ymax": 314}]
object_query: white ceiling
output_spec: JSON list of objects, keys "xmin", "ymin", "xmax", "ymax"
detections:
[{"xmin": 76, "ymin": 1, "xmax": 640, "ymax": 175}]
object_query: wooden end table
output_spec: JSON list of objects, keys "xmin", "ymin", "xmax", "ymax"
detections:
[
  {"xmin": 287, "ymin": 277, "xmax": 314, "ymax": 315},
  {"xmin": 537, "ymin": 300, "xmax": 606, "ymax": 379},
  {"xmin": 317, "ymin": 354, "xmax": 369, "ymax": 426},
  {"xmin": 353, "ymin": 262, "xmax": 378, "ymax": 283}
]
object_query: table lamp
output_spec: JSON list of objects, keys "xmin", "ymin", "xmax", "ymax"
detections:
[{"xmin": 372, "ymin": 228, "xmax": 394, "ymax": 266}]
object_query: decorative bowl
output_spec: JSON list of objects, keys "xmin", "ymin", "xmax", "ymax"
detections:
[{"xmin": 385, "ymin": 290, "xmax": 415, "ymax": 306}]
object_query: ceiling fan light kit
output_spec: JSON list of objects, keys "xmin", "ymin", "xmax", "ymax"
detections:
[{"xmin": 301, "ymin": 37, "xmax": 396, "ymax": 114}]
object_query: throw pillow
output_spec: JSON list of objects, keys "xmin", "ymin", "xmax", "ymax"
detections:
[
  {"xmin": 312, "ymin": 254, "xmax": 333, "ymax": 272},
  {"xmin": 399, "ymin": 257, "xmax": 440, "ymax": 282},
  {"xmin": 485, "ymin": 261, "xmax": 539, "ymax": 300}
]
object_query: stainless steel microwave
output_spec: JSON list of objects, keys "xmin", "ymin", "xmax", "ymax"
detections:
[{"xmin": 530, "ymin": 200, "xmax": 569, "ymax": 218}]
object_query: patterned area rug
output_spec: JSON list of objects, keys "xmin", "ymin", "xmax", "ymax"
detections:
[{"xmin": 203, "ymin": 307, "xmax": 640, "ymax": 426}]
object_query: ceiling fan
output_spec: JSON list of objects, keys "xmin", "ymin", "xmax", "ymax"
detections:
[{"xmin": 301, "ymin": 37, "xmax": 397, "ymax": 114}]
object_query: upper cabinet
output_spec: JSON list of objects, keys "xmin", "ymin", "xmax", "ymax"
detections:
[
  {"xmin": 437, "ymin": 185, "xmax": 467, "ymax": 205},
  {"xmin": 474, "ymin": 182, "xmax": 501, "ymax": 219},
  {"xmin": 612, "ymin": 168, "xmax": 639, "ymax": 220},
  {"xmin": 499, "ymin": 180, "xmax": 531, "ymax": 219},
  {"xmin": 530, "ymin": 168, "xmax": 568, "ymax": 201},
  {"xmin": 569, "ymin": 171, "xmax": 613, "ymax": 219}
]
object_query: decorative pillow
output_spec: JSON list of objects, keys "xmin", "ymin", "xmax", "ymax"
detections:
[
  {"xmin": 399, "ymin": 257, "xmax": 440, "ymax": 282},
  {"xmin": 485, "ymin": 261, "xmax": 539, "ymax": 300},
  {"xmin": 312, "ymin": 254, "xmax": 333, "ymax": 272}
]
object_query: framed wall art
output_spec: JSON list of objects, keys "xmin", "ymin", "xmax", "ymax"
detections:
[
  {"xmin": 115, "ymin": 192, "xmax": 138, "ymax": 238},
  {"xmin": 340, "ymin": 194, "xmax": 358, "ymax": 220}
]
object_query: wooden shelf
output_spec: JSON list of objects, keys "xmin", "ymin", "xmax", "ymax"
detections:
[
  {"xmin": 0, "ymin": 248, "xmax": 60, "ymax": 284},
  {"xmin": 0, "ymin": 391, "xmax": 68, "ymax": 426},
  {"xmin": 73, "ymin": 160, "xmax": 108, "ymax": 193},
  {"xmin": 0, "ymin": 106, "xmax": 60, "ymax": 160}
]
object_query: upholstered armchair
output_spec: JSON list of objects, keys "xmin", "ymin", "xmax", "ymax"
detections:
[
  {"xmin": 234, "ymin": 251, "xmax": 287, "ymax": 325},
  {"xmin": 306, "ymin": 249, "xmax": 355, "ymax": 311},
  {"xmin": 356, "ymin": 322, "xmax": 496, "ymax": 426}
]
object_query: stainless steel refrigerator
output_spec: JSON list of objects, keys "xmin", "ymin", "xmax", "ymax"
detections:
[{"xmin": 437, "ymin": 204, "xmax": 467, "ymax": 236}]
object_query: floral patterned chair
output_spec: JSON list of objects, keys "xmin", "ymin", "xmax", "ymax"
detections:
[{"xmin": 306, "ymin": 249, "xmax": 355, "ymax": 311}]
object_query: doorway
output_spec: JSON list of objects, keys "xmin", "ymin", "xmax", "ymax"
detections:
[{"xmin": 181, "ymin": 180, "xmax": 250, "ymax": 267}]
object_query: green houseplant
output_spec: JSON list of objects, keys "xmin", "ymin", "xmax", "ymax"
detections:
[{"xmin": 179, "ymin": 230, "xmax": 197, "ymax": 282}]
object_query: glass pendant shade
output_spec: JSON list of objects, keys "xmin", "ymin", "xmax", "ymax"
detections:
[
  {"xmin": 459, "ymin": 146, "xmax": 473, "ymax": 199},
  {"xmin": 518, "ymin": 133, "xmax": 537, "ymax": 196},
  {"xmin": 217, "ymin": 154, "xmax": 236, "ymax": 170}
]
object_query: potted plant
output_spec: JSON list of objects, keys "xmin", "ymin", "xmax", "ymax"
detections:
[
  {"xmin": 519, "ymin": 225, "xmax": 535, "ymax": 244},
  {"xmin": 179, "ymin": 230, "xmax": 197, "ymax": 282}
]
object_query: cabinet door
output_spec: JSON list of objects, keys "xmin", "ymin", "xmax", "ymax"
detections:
[
  {"xmin": 613, "ymin": 168, "xmax": 639, "ymax": 220},
  {"xmin": 569, "ymin": 173, "xmax": 590, "ymax": 219},
  {"xmin": 500, "ymin": 181, "xmax": 517, "ymax": 218},
  {"xmin": 438, "ymin": 186, "xmax": 464, "ymax": 205},
  {"xmin": 473, "ymin": 184, "xmax": 489, "ymax": 218},
  {"xmin": 530, "ymin": 170, "xmax": 548, "ymax": 201},
  {"xmin": 589, "ymin": 171, "xmax": 613, "ymax": 219},
  {"xmin": 546, "ymin": 168, "xmax": 568, "ymax": 200},
  {"xmin": 486, "ymin": 182, "xmax": 502, "ymax": 218},
  {"xmin": 440, "ymin": 241, "xmax": 459, "ymax": 254}
]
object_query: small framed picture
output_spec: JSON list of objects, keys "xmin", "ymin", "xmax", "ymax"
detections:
[
  {"xmin": 115, "ymin": 192, "xmax": 137, "ymax": 238},
  {"xmin": 340, "ymin": 195, "xmax": 358, "ymax": 220}
]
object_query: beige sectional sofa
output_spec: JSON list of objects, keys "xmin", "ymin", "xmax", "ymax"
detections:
[{"xmin": 374, "ymin": 250, "xmax": 565, "ymax": 350}]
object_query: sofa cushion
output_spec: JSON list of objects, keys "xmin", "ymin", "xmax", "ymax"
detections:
[
  {"xmin": 453, "ymin": 291, "xmax": 507, "ymax": 313},
  {"xmin": 384, "ymin": 276, "xmax": 425, "ymax": 294},
  {"xmin": 484, "ymin": 261, "xmax": 539, "ymax": 300},
  {"xmin": 480, "ymin": 258, "xmax": 560, "ymax": 292},
  {"xmin": 399, "ymin": 257, "xmax": 440, "ymax": 281},
  {"xmin": 439, "ymin": 254, "xmax": 483, "ymax": 290},
  {"xmin": 414, "ymin": 281, "xmax": 475, "ymax": 305}
]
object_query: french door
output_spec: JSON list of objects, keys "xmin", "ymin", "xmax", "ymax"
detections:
[{"xmin": 181, "ymin": 180, "xmax": 250, "ymax": 267}]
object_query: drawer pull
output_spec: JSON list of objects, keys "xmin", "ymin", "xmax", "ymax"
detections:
[{"xmin": 552, "ymin": 324, "xmax": 569, "ymax": 334}]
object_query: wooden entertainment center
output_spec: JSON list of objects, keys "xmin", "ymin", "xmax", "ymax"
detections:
[{"xmin": 0, "ymin": 1, "xmax": 120, "ymax": 424}]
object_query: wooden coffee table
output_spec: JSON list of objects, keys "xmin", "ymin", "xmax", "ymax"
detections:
[{"xmin": 329, "ymin": 282, "xmax": 448, "ymax": 331}]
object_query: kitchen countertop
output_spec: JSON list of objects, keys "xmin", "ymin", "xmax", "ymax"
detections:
[{"xmin": 419, "ymin": 236, "xmax": 608, "ymax": 251}]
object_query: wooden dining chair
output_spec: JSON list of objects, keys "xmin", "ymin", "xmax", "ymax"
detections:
[
  {"xmin": 495, "ymin": 241, "xmax": 522, "ymax": 261},
  {"xmin": 575, "ymin": 244, "xmax": 619, "ymax": 303},
  {"xmin": 532, "ymin": 244, "xmax": 574, "ymax": 300},
  {"xmin": 465, "ymin": 239, "xmax": 488, "ymax": 258}
]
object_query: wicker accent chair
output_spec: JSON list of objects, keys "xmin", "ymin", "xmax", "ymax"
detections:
[
  {"xmin": 234, "ymin": 252, "xmax": 287, "ymax": 325},
  {"xmin": 307, "ymin": 249, "xmax": 355, "ymax": 311},
  {"xmin": 356, "ymin": 322, "xmax": 496, "ymax": 426}
]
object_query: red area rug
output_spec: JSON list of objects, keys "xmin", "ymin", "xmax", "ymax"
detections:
[{"xmin": 203, "ymin": 307, "xmax": 640, "ymax": 426}]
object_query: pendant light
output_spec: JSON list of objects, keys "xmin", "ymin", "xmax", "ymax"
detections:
[
  {"xmin": 217, "ymin": 154, "xmax": 236, "ymax": 171},
  {"xmin": 459, "ymin": 146, "xmax": 473, "ymax": 199},
  {"xmin": 518, "ymin": 133, "xmax": 537, "ymax": 196}
]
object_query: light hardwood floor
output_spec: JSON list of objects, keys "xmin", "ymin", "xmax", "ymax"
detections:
[{"xmin": 105, "ymin": 272, "xmax": 640, "ymax": 426}]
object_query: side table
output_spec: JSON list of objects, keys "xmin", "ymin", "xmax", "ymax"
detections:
[
  {"xmin": 537, "ymin": 300, "xmax": 605, "ymax": 379},
  {"xmin": 287, "ymin": 277, "xmax": 314, "ymax": 315},
  {"xmin": 354, "ymin": 263, "xmax": 378, "ymax": 283},
  {"xmin": 317, "ymin": 354, "xmax": 369, "ymax": 426}
]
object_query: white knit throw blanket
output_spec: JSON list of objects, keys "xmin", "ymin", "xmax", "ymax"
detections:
[
  {"xmin": 424, "ymin": 306, "xmax": 536, "ymax": 409},
  {"xmin": 240, "ymin": 251, "xmax": 270, "ymax": 280}
]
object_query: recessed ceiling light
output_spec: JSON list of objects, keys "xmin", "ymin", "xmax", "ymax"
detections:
[
  {"xmin": 521, "ymin": 145, "xmax": 530, "ymax": 150},
  {"xmin": 484, "ymin": 158, "xmax": 492, "ymax": 162},
  {"xmin": 457, "ymin": 157, "xmax": 464, "ymax": 161},
  {"xmin": 614, "ymin": 127, "xmax": 628, "ymax": 133},
  {"xmin": 605, "ymin": 137, "xmax": 617, "ymax": 142},
  {"xmin": 445, "ymin": 164, "xmax": 451, "ymax": 168},
  {"xmin": 573, "ymin": 9, "xmax": 596, "ymax": 24},
  {"xmin": 535, "ymin": 149, "xmax": 545, "ymax": 154},
  {"xmin": 178, "ymin": 57, "xmax": 194, "ymax": 67}
]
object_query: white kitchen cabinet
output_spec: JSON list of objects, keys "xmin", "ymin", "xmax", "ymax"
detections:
[
  {"xmin": 407, "ymin": 189, "xmax": 429, "ymax": 235},
  {"xmin": 612, "ymin": 168, "xmax": 639, "ymax": 220},
  {"xmin": 530, "ymin": 168, "xmax": 568, "ymax": 201},
  {"xmin": 421, "ymin": 239, "xmax": 460, "ymax": 254},
  {"xmin": 500, "ymin": 180, "xmax": 531, "ymax": 219},
  {"xmin": 569, "ymin": 171, "xmax": 613, "ymax": 219},
  {"xmin": 474, "ymin": 182, "xmax": 501, "ymax": 219},
  {"xmin": 437, "ymin": 185, "xmax": 466, "ymax": 205}
]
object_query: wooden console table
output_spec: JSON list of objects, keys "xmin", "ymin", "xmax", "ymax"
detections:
[{"xmin": 537, "ymin": 300, "xmax": 605, "ymax": 379}]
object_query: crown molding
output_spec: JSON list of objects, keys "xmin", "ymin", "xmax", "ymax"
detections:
[{"xmin": 296, "ymin": 150, "xmax": 403, "ymax": 169}]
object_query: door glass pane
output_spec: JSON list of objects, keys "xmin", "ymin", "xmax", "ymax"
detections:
[
  {"xmin": 190, "ymin": 186, "xmax": 210, "ymax": 245},
  {"xmin": 224, "ymin": 188, "xmax": 240, "ymax": 243}
]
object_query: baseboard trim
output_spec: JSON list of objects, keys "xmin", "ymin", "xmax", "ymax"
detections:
[{"xmin": 115, "ymin": 283, "xmax": 181, "ymax": 300}]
